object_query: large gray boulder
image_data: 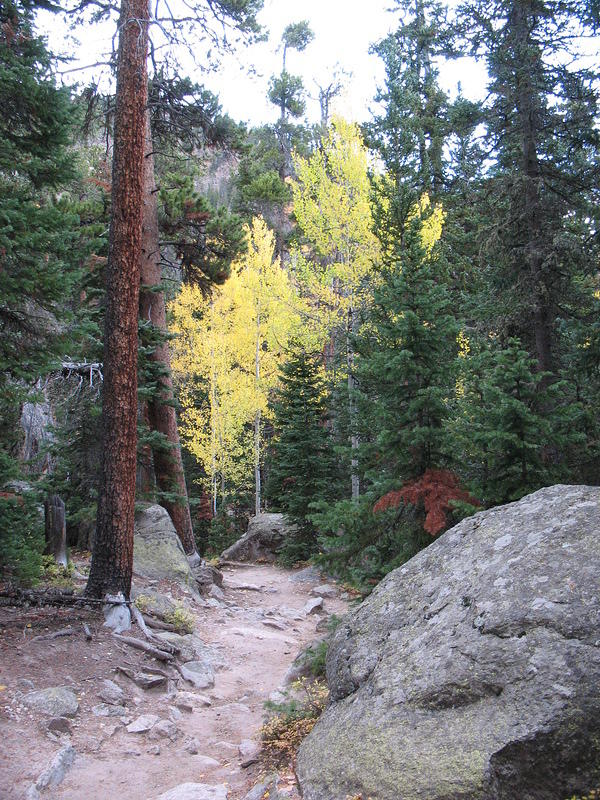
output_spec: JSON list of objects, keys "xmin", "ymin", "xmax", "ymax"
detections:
[
  {"xmin": 297, "ymin": 485, "xmax": 600, "ymax": 800},
  {"xmin": 133, "ymin": 504, "xmax": 198, "ymax": 595},
  {"xmin": 220, "ymin": 512, "xmax": 294, "ymax": 562}
]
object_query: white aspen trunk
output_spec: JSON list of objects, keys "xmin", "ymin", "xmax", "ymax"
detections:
[
  {"xmin": 348, "ymin": 303, "xmax": 360, "ymax": 500},
  {"xmin": 254, "ymin": 302, "xmax": 262, "ymax": 517}
]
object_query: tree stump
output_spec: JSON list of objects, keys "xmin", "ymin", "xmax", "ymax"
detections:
[{"xmin": 45, "ymin": 495, "xmax": 67, "ymax": 567}]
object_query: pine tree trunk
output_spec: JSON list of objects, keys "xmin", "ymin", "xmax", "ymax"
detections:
[
  {"xmin": 86, "ymin": 0, "xmax": 149, "ymax": 599},
  {"xmin": 139, "ymin": 110, "xmax": 197, "ymax": 559},
  {"xmin": 44, "ymin": 495, "xmax": 67, "ymax": 568},
  {"xmin": 510, "ymin": 0, "xmax": 553, "ymax": 377}
]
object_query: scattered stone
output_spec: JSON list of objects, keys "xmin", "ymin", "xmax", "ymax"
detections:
[
  {"xmin": 118, "ymin": 666, "xmax": 168, "ymax": 690},
  {"xmin": 179, "ymin": 661, "xmax": 215, "ymax": 690},
  {"xmin": 288, "ymin": 566, "xmax": 320, "ymax": 583},
  {"xmin": 131, "ymin": 588, "xmax": 177, "ymax": 621},
  {"xmin": 214, "ymin": 741, "xmax": 237, "ymax": 753},
  {"xmin": 225, "ymin": 581, "xmax": 263, "ymax": 592},
  {"xmin": 268, "ymin": 690, "xmax": 286, "ymax": 705},
  {"xmin": 242, "ymin": 775, "xmax": 280, "ymax": 800},
  {"xmin": 193, "ymin": 562, "xmax": 224, "ymax": 595},
  {"xmin": 124, "ymin": 747, "xmax": 142, "ymax": 757},
  {"xmin": 103, "ymin": 593, "xmax": 131, "ymax": 633},
  {"xmin": 134, "ymin": 504, "xmax": 199, "ymax": 596},
  {"xmin": 194, "ymin": 755, "xmax": 220, "ymax": 770},
  {"xmin": 92, "ymin": 703, "xmax": 128, "ymax": 717},
  {"xmin": 25, "ymin": 744, "xmax": 75, "ymax": 800},
  {"xmin": 183, "ymin": 737, "xmax": 199, "ymax": 755},
  {"xmin": 296, "ymin": 485, "xmax": 600, "ymax": 800},
  {"xmin": 169, "ymin": 706, "xmax": 183, "ymax": 722},
  {"xmin": 205, "ymin": 598, "xmax": 222, "ymax": 608},
  {"xmin": 173, "ymin": 691, "xmax": 211, "ymax": 712},
  {"xmin": 238, "ymin": 739, "xmax": 260, "ymax": 767},
  {"xmin": 310, "ymin": 584, "xmax": 336, "ymax": 598},
  {"xmin": 315, "ymin": 616, "xmax": 332, "ymax": 634},
  {"xmin": 220, "ymin": 512, "xmax": 294, "ymax": 562},
  {"xmin": 148, "ymin": 745, "xmax": 161, "ymax": 756},
  {"xmin": 46, "ymin": 717, "xmax": 72, "ymax": 735},
  {"xmin": 126, "ymin": 714, "xmax": 159, "ymax": 734},
  {"xmin": 152, "ymin": 783, "xmax": 228, "ymax": 800},
  {"xmin": 302, "ymin": 597, "xmax": 323, "ymax": 615},
  {"xmin": 17, "ymin": 678, "xmax": 35, "ymax": 691},
  {"xmin": 98, "ymin": 679, "xmax": 125, "ymax": 706},
  {"xmin": 23, "ymin": 687, "xmax": 79, "ymax": 718},
  {"xmin": 262, "ymin": 619, "xmax": 287, "ymax": 631},
  {"xmin": 208, "ymin": 584, "xmax": 225, "ymax": 601},
  {"xmin": 150, "ymin": 719, "xmax": 179, "ymax": 741}
]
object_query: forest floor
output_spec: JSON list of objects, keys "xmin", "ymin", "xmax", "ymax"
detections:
[{"xmin": 0, "ymin": 561, "xmax": 349, "ymax": 800}]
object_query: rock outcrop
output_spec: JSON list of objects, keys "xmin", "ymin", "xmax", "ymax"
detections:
[
  {"xmin": 220, "ymin": 513, "xmax": 294, "ymax": 562},
  {"xmin": 133, "ymin": 505, "xmax": 198, "ymax": 595},
  {"xmin": 296, "ymin": 485, "xmax": 600, "ymax": 800}
]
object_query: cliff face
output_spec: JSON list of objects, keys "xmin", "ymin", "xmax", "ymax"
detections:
[{"xmin": 297, "ymin": 485, "xmax": 600, "ymax": 800}]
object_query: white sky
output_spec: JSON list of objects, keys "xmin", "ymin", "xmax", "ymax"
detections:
[{"xmin": 40, "ymin": 1, "xmax": 488, "ymax": 128}]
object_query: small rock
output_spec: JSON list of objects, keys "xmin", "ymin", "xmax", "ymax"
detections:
[
  {"xmin": 289, "ymin": 566, "xmax": 320, "ymax": 583},
  {"xmin": 98, "ymin": 679, "xmax": 125, "ymax": 706},
  {"xmin": 124, "ymin": 747, "xmax": 142, "ymax": 757},
  {"xmin": 262, "ymin": 619, "xmax": 287, "ymax": 631},
  {"xmin": 183, "ymin": 737, "xmax": 200, "ymax": 754},
  {"xmin": 153, "ymin": 783, "xmax": 228, "ymax": 800},
  {"xmin": 310, "ymin": 584, "xmax": 336, "ymax": 598},
  {"xmin": 126, "ymin": 714, "xmax": 159, "ymax": 733},
  {"xmin": 150, "ymin": 719, "xmax": 179, "ymax": 741},
  {"xmin": 17, "ymin": 678, "xmax": 35, "ymax": 691},
  {"xmin": 148, "ymin": 745, "xmax": 161, "ymax": 756},
  {"xmin": 226, "ymin": 581, "xmax": 262, "ymax": 592},
  {"xmin": 214, "ymin": 741, "xmax": 237, "ymax": 753},
  {"xmin": 268, "ymin": 690, "xmax": 286, "ymax": 705},
  {"xmin": 205, "ymin": 598, "xmax": 222, "ymax": 608},
  {"xmin": 179, "ymin": 661, "xmax": 214, "ymax": 690},
  {"xmin": 169, "ymin": 706, "xmax": 183, "ymax": 722},
  {"xmin": 238, "ymin": 739, "xmax": 259, "ymax": 767},
  {"xmin": 315, "ymin": 616, "xmax": 332, "ymax": 633},
  {"xmin": 208, "ymin": 585, "xmax": 225, "ymax": 601},
  {"xmin": 194, "ymin": 755, "xmax": 220, "ymax": 769},
  {"xmin": 242, "ymin": 775, "xmax": 279, "ymax": 800},
  {"xmin": 173, "ymin": 691, "xmax": 212, "ymax": 712},
  {"xmin": 25, "ymin": 744, "xmax": 75, "ymax": 799},
  {"xmin": 23, "ymin": 687, "xmax": 79, "ymax": 718},
  {"xmin": 302, "ymin": 597, "xmax": 323, "ymax": 615},
  {"xmin": 92, "ymin": 703, "xmax": 128, "ymax": 717},
  {"xmin": 46, "ymin": 717, "xmax": 72, "ymax": 735}
]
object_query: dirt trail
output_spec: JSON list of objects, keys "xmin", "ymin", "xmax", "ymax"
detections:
[{"xmin": 0, "ymin": 563, "xmax": 348, "ymax": 800}]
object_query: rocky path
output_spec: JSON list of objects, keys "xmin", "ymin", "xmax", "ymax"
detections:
[{"xmin": 0, "ymin": 563, "xmax": 348, "ymax": 800}]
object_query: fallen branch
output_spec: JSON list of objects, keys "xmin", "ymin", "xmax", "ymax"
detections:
[
  {"xmin": 30, "ymin": 626, "xmax": 75, "ymax": 643},
  {"xmin": 112, "ymin": 633, "xmax": 174, "ymax": 662}
]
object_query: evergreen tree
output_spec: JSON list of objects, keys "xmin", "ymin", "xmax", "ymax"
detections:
[
  {"xmin": 455, "ymin": 0, "xmax": 600, "ymax": 378},
  {"xmin": 357, "ymin": 198, "xmax": 458, "ymax": 486},
  {"xmin": 0, "ymin": 0, "xmax": 82, "ymax": 581},
  {"xmin": 266, "ymin": 344, "xmax": 336, "ymax": 565},
  {"xmin": 451, "ymin": 337, "xmax": 583, "ymax": 504}
]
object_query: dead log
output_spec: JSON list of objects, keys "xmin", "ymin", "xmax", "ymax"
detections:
[
  {"xmin": 112, "ymin": 633, "xmax": 174, "ymax": 662},
  {"xmin": 30, "ymin": 626, "xmax": 74, "ymax": 643},
  {"xmin": 44, "ymin": 495, "xmax": 67, "ymax": 568}
]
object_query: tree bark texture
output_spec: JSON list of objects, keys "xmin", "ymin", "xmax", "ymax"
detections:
[
  {"xmin": 139, "ymin": 110, "xmax": 197, "ymax": 557},
  {"xmin": 44, "ymin": 495, "xmax": 67, "ymax": 567},
  {"xmin": 86, "ymin": 0, "xmax": 149, "ymax": 599},
  {"xmin": 509, "ymin": 0, "xmax": 553, "ymax": 377}
]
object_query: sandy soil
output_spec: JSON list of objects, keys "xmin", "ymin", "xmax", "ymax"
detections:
[{"xmin": 0, "ymin": 563, "xmax": 348, "ymax": 800}]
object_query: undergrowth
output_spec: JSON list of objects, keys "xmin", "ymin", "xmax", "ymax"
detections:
[{"xmin": 261, "ymin": 678, "xmax": 328, "ymax": 769}]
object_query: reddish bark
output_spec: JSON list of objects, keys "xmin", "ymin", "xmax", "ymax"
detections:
[
  {"xmin": 373, "ymin": 469, "xmax": 480, "ymax": 536},
  {"xmin": 86, "ymin": 0, "xmax": 149, "ymax": 599},
  {"xmin": 139, "ymin": 110, "xmax": 197, "ymax": 557}
]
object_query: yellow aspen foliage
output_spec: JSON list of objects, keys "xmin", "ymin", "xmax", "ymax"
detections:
[
  {"xmin": 170, "ymin": 217, "xmax": 304, "ymax": 506},
  {"xmin": 291, "ymin": 117, "xmax": 380, "ymax": 334}
]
